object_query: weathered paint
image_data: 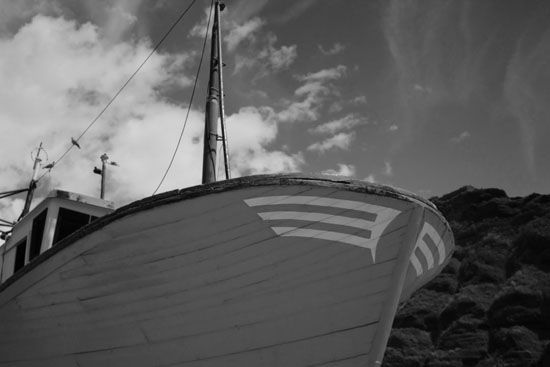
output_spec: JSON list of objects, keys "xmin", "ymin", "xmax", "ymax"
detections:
[{"xmin": 0, "ymin": 175, "xmax": 453, "ymax": 367}]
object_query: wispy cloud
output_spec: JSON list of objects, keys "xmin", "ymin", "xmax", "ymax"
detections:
[
  {"xmin": 307, "ymin": 132, "xmax": 354, "ymax": 153},
  {"xmin": 388, "ymin": 124, "xmax": 399, "ymax": 132},
  {"xmin": 234, "ymin": 32, "xmax": 297, "ymax": 76},
  {"xmin": 503, "ymin": 28, "xmax": 550, "ymax": 177},
  {"xmin": 364, "ymin": 174, "xmax": 376, "ymax": 183},
  {"xmin": 310, "ymin": 114, "xmax": 363, "ymax": 135},
  {"xmin": 383, "ymin": 161, "xmax": 393, "ymax": 176},
  {"xmin": 450, "ymin": 131, "xmax": 470, "ymax": 144},
  {"xmin": 277, "ymin": 65, "xmax": 347, "ymax": 123},
  {"xmin": 322, "ymin": 164, "xmax": 356, "ymax": 177},
  {"xmin": 351, "ymin": 95, "xmax": 367, "ymax": 105},
  {"xmin": 318, "ymin": 42, "xmax": 346, "ymax": 56},
  {"xmin": 224, "ymin": 17, "xmax": 264, "ymax": 51}
]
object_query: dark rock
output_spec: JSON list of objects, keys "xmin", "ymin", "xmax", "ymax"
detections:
[
  {"xmin": 507, "ymin": 216, "xmax": 550, "ymax": 273},
  {"xmin": 432, "ymin": 186, "xmax": 508, "ymax": 223},
  {"xmin": 488, "ymin": 268, "xmax": 550, "ymax": 337},
  {"xmin": 488, "ymin": 286, "xmax": 543, "ymax": 330},
  {"xmin": 438, "ymin": 316, "xmax": 488, "ymax": 363},
  {"xmin": 387, "ymin": 327, "xmax": 432, "ymax": 350},
  {"xmin": 425, "ymin": 273, "xmax": 459, "ymax": 294},
  {"xmin": 393, "ymin": 289, "xmax": 451, "ymax": 335},
  {"xmin": 490, "ymin": 326, "xmax": 543, "ymax": 367},
  {"xmin": 387, "ymin": 188, "xmax": 550, "ymax": 367},
  {"xmin": 382, "ymin": 347, "xmax": 425, "ymax": 367},
  {"xmin": 383, "ymin": 329, "xmax": 432, "ymax": 367},
  {"xmin": 442, "ymin": 258, "xmax": 461, "ymax": 275},
  {"xmin": 424, "ymin": 349, "xmax": 463, "ymax": 367},
  {"xmin": 458, "ymin": 235, "xmax": 510, "ymax": 286},
  {"xmin": 439, "ymin": 284, "xmax": 498, "ymax": 330},
  {"xmin": 538, "ymin": 342, "xmax": 550, "ymax": 367},
  {"xmin": 472, "ymin": 198, "xmax": 518, "ymax": 221}
]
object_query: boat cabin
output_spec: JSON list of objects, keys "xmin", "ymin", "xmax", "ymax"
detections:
[{"xmin": 0, "ymin": 190, "xmax": 114, "ymax": 283}]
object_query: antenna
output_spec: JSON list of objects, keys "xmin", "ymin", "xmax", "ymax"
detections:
[
  {"xmin": 19, "ymin": 142, "xmax": 43, "ymax": 220},
  {"xmin": 93, "ymin": 153, "xmax": 118, "ymax": 200}
]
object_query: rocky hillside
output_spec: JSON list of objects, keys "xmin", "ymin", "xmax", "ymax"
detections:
[{"xmin": 383, "ymin": 186, "xmax": 550, "ymax": 367}]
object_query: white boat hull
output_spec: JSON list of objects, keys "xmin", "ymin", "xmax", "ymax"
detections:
[{"xmin": 0, "ymin": 175, "xmax": 454, "ymax": 367}]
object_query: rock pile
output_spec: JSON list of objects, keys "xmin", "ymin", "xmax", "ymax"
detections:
[{"xmin": 384, "ymin": 186, "xmax": 550, "ymax": 367}]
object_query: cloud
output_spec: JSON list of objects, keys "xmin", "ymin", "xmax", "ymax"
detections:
[
  {"xmin": 364, "ymin": 174, "xmax": 376, "ymax": 183},
  {"xmin": 318, "ymin": 42, "xmax": 346, "ymax": 56},
  {"xmin": 277, "ymin": 65, "xmax": 347, "ymax": 123},
  {"xmin": 234, "ymin": 33, "xmax": 297, "ymax": 76},
  {"xmin": 83, "ymin": 0, "xmax": 144, "ymax": 43},
  {"xmin": 310, "ymin": 114, "xmax": 363, "ymax": 134},
  {"xmin": 0, "ymin": 0, "xmax": 64, "ymax": 35},
  {"xmin": 383, "ymin": 161, "xmax": 393, "ymax": 176},
  {"xmin": 265, "ymin": 43, "xmax": 297, "ymax": 71},
  {"xmin": 351, "ymin": 95, "xmax": 367, "ymax": 105},
  {"xmin": 450, "ymin": 131, "xmax": 470, "ymax": 143},
  {"xmin": 307, "ymin": 132, "xmax": 354, "ymax": 153},
  {"xmin": 298, "ymin": 65, "xmax": 347, "ymax": 83},
  {"xmin": 0, "ymin": 16, "xmax": 203, "ymax": 211},
  {"xmin": 226, "ymin": 106, "xmax": 303, "ymax": 175},
  {"xmin": 224, "ymin": 17, "xmax": 264, "ymax": 51},
  {"xmin": 322, "ymin": 164, "xmax": 356, "ymax": 177},
  {"xmin": 0, "ymin": 14, "xmax": 300, "ymax": 226},
  {"xmin": 503, "ymin": 28, "xmax": 550, "ymax": 177}
]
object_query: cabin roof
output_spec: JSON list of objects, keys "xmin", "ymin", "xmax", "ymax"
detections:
[{"xmin": 43, "ymin": 190, "xmax": 115, "ymax": 210}]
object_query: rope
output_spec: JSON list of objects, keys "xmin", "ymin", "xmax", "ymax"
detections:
[
  {"xmin": 0, "ymin": 188, "xmax": 29, "ymax": 200},
  {"xmin": 152, "ymin": 0, "xmax": 214, "ymax": 195},
  {"xmin": 36, "ymin": 0, "xmax": 199, "ymax": 183}
]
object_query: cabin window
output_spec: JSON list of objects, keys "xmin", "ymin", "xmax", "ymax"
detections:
[
  {"xmin": 13, "ymin": 237, "xmax": 27, "ymax": 274},
  {"xmin": 53, "ymin": 208, "xmax": 94, "ymax": 245},
  {"xmin": 29, "ymin": 208, "xmax": 48, "ymax": 261}
]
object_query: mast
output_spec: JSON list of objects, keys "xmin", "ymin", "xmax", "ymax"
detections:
[
  {"xmin": 202, "ymin": 1, "xmax": 228, "ymax": 184},
  {"xmin": 216, "ymin": 3, "xmax": 230, "ymax": 180},
  {"xmin": 19, "ymin": 143, "xmax": 43, "ymax": 220}
]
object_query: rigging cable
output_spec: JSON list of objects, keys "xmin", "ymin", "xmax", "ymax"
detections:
[
  {"xmin": 152, "ymin": 0, "xmax": 214, "ymax": 195},
  {"xmin": 36, "ymin": 0, "xmax": 200, "ymax": 183}
]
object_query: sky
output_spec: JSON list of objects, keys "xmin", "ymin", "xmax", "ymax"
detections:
[{"xmin": 1, "ymin": 0, "xmax": 549, "ymax": 224}]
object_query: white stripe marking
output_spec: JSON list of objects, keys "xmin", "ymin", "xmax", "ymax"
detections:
[
  {"xmin": 417, "ymin": 240, "xmax": 434, "ymax": 269},
  {"xmin": 245, "ymin": 195, "xmax": 382, "ymax": 215},
  {"xmin": 409, "ymin": 221, "xmax": 446, "ymax": 276},
  {"xmin": 410, "ymin": 252, "xmax": 423, "ymax": 276},
  {"xmin": 419, "ymin": 222, "xmax": 445, "ymax": 265},
  {"xmin": 257, "ymin": 211, "xmax": 373, "ymax": 230},
  {"xmin": 246, "ymin": 196, "xmax": 402, "ymax": 263},
  {"xmin": 271, "ymin": 227, "xmax": 377, "ymax": 261}
]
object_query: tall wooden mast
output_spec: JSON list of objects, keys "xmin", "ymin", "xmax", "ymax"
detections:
[{"xmin": 202, "ymin": 1, "xmax": 226, "ymax": 184}]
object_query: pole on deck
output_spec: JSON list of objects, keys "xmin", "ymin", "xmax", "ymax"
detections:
[
  {"xmin": 100, "ymin": 153, "xmax": 108, "ymax": 199},
  {"xmin": 19, "ymin": 142, "xmax": 43, "ymax": 220}
]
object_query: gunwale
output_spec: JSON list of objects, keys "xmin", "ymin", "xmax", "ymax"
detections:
[{"xmin": 0, "ymin": 173, "xmax": 450, "ymax": 293}]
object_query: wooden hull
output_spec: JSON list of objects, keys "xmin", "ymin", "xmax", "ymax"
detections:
[{"xmin": 0, "ymin": 175, "xmax": 454, "ymax": 367}]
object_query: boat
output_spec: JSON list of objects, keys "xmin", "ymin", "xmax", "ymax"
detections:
[{"xmin": 0, "ymin": 2, "xmax": 454, "ymax": 366}]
